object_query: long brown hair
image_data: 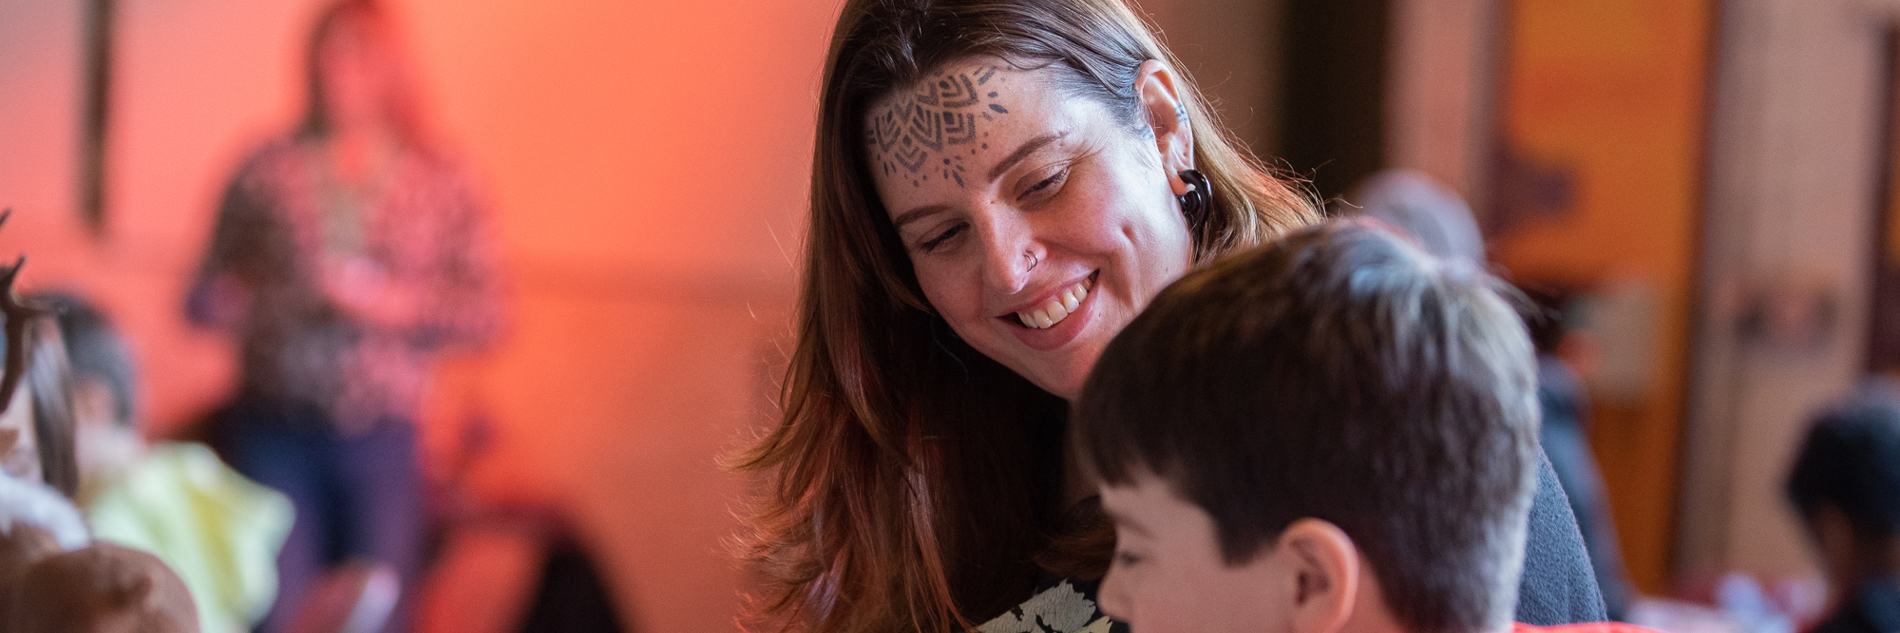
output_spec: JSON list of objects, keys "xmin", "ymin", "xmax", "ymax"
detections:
[{"xmin": 733, "ymin": 0, "xmax": 1319, "ymax": 630}]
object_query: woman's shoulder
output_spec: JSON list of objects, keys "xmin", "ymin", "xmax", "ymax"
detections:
[
  {"xmin": 975, "ymin": 578, "xmax": 1117, "ymax": 633},
  {"xmin": 1516, "ymin": 448, "xmax": 1609, "ymax": 624}
]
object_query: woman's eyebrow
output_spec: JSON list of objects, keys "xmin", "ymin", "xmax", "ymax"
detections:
[
  {"xmin": 891, "ymin": 204, "xmax": 951, "ymax": 232},
  {"xmin": 987, "ymin": 132, "xmax": 1066, "ymax": 181}
]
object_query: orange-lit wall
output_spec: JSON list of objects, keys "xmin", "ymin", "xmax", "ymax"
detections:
[
  {"xmin": 0, "ymin": 0, "xmax": 833, "ymax": 629},
  {"xmin": 1489, "ymin": 0, "xmax": 1711, "ymax": 594}
]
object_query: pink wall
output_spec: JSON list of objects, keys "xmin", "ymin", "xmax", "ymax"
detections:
[{"xmin": 0, "ymin": 0, "xmax": 833, "ymax": 629}]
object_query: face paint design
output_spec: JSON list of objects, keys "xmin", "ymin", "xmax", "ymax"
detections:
[
  {"xmin": 866, "ymin": 66, "xmax": 1011, "ymax": 189},
  {"xmin": 865, "ymin": 60, "xmax": 1196, "ymax": 400}
]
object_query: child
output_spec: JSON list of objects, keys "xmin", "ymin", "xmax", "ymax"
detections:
[
  {"xmin": 13, "ymin": 542, "xmax": 201, "ymax": 633},
  {"xmin": 0, "ymin": 471, "xmax": 199, "ymax": 633},
  {"xmin": 32, "ymin": 292, "xmax": 292, "ymax": 633},
  {"xmin": 1071, "ymin": 222, "xmax": 1641, "ymax": 633},
  {"xmin": 0, "ymin": 309, "xmax": 79, "ymax": 498},
  {"xmin": 1786, "ymin": 383, "xmax": 1900, "ymax": 633}
]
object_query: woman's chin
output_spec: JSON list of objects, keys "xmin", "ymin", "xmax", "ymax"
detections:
[{"xmin": 1021, "ymin": 346, "xmax": 1107, "ymax": 403}]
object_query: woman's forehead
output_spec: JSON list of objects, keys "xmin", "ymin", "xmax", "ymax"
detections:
[{"xmin": 864, "ymin": 61, "xmax": 1054, "ymax": 190}]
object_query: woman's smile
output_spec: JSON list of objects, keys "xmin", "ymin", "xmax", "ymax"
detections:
[
  {"xmin": 1007, "ymin": 271, "xmax": 1095, "ymax": 329},
  {"xmin": 1000, "ymin": 270, "xmax": 1099, "ymax": 352}
]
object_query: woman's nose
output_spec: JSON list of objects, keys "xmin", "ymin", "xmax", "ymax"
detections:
[{"xmin": 976, "ymin": 210, "xmax": 1039, "ymax": 295}]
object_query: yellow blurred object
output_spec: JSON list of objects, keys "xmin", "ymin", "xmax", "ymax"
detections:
[{"xmin": 84, "ymin": 442, "xmax": 295, "ymax": 633}]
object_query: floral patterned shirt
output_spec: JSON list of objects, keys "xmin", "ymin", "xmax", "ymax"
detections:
[
  {"xmin": 189, "ymin": 137, "xmax": 502, "ymax": 431},
  {"xmin": 977, "ymin": 579, "xmax": 1120, "ymax": 633}
]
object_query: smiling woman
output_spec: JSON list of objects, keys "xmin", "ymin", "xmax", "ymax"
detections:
[
  {"xmin": 733, "ymin": 0, "xmax": 1617, "ymax": 630},
  {"xmin": 730, "ymin": 1, "xmax": 1317, "ymax": 631},
  {"xmin": 870, "ymin": 60, "xmax": 1200, "ymax": 400}
]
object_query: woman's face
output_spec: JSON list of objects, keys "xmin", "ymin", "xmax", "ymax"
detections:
[
  {"xmin": 868, "ymin": 58, "xmax": 1196, "ymax": 400},
  {"xmin": 318, "ymin": 17, "xmax": 397, "ymax": 131}
]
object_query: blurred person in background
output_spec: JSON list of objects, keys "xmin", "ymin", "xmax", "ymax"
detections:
[
  {"xmin": 1340, "ymin": 169, "xmax": 1636, "ymax": 620},
  {"xmin": 1341, "ymin": 170, "xmax": 1486, "ymax": 265},
  {"xmin": 1786, "ymin": 382, "xmax": 1900, "ymax": 633},
  {"xmin": 0, "ymin": 470, "xmax": 96, "ymax": 628},
  {"xmin": 0, "ymin": 287, "xmax": 203, "ymax": 632},
  {"xmin": 1, "ymin": 305, "xmax": 80, "ymax": 500},
  {"xmin": 0, "ymin": 478, "xmax": 204, "ymax": 633},
  {"xmin": 37, "ymin": 291, "xmax": 294, "ymax": 633},
  {"xmin": 12, "ymin": 542, "xmax": 204, "ymax": 633},
  {"xmin": 733, "ymin": 3, "xmax": 1606, "ymax": 632},
  {"xmin": 185, "ymin": 1, "xmax": 502, "ymax": 630}
]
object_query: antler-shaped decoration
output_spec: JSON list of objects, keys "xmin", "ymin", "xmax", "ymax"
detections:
[{"xmin": 0, "ymin": 209, "xmax": 46, "ymax": 416}]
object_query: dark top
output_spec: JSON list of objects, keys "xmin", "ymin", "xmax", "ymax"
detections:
[
  {"xmin": 1518, "ymin": 446, "xmax": 1611, "ymax": 624},
  {"xmin": 1538, "ymin": 357, "xmax": 1634, "ymax": 620},
  {"xmin": 1810, "ymin": 578, "xmax": 1900, "ymax": 633}
]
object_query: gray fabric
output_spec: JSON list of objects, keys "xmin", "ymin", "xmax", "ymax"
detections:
[{"xmin": 1516, "ymin": 447, "xmax": 1609, "ymax": 624}]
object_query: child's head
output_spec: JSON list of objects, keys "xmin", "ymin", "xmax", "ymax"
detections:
[
  {"xmin": 29, "ymin": 292, "xmax": 141, "ymax": 491},
  {"xmin": 0, "ymin": 472, "xmax": 93, "ymax": 627},
  {"xmin": 0, "ymin": 312, "xmax": 79, "ymax": 497},
  {"xmin": 1075, "ymin": 222, "xmax": 1542, "ymax": 633},
  {"xmin": 0, "ymin": 475, "xmax": 197, "ymax": 633},
  {"xmin": 32, "ymin": 293, "xmax": 136, "ymax": 431},
  {"xmin": 12, "ymin": 543, "xmax": 200, "ymax": 633},
  {"xmin": 1786, "ymin": 388, "xmax": 1900, "ymax": 591}
]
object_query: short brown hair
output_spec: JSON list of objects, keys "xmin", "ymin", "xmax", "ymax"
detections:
[{"xmin": 1075, "ymin": 221, "xmax": 1540, "ymax": 633}]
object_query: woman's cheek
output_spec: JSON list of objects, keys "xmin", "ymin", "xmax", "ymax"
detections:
[{"xmin": 916, "ymin": 265, "xmax": 984, "ymax": 334}]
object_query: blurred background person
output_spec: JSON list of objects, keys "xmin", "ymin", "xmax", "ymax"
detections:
[
  {"xmin": 1342, "ymin": 170, "xmax": 1487, "ymax": 266},
  {"xmin": 0, "ymin": 276, "xmax": 204, "ymax": 633},
  {"xmin": 1785, "ymin": 383, "xmax": 1900, "ymax": 633},
  {"xmin": 0, "ymin": 472, "xmax": 95, "ymax": 628},
  {"xmin": 36, "ymin": 290, "xmax": 295, "ymax": 633},
  {"xmin": 1, "ymin": 304, "xmax": 79, "ymax": 501},
  {"xmin": 12, "ymin": 543, "xmax": 204, "ymax": 633},
  {"xmin": 184, "ymin": 1, "xmax": 502, "ymax": 630}
]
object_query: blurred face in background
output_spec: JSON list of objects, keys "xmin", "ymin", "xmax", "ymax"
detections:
[
  {"xmin": 317, "ymin": 13, "xmax": 399, "ymax": 133},
  {"xmin": 868, "ymin": 58, "xmax": 1195, "ymax": 400},
  {"xmin": 0, "ymin": 383, "xmax": 41, "ymax": 484}
]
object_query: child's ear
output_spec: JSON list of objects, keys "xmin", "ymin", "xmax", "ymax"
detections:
[{"xmin": 1278, "ymin": 519, "xmax": 1359, "ymax": 633}]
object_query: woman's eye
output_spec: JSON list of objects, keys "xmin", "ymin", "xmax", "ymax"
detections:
[
  {"xmin": 1113, "ymin": 550, "xmax": 1143, "ymax": 568},
  {"xmin": 1021, "ymin": 168, "xmax": 1069, "ymax": 200},
  {"xmin": 919, "ymin": 225, "xmax": 965, "ymax": 252}
]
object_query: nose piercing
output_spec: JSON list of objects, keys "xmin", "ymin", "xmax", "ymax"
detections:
[{"xmin": 1024, "ymin": 250, "xmax": 1039, "ymax": 270}]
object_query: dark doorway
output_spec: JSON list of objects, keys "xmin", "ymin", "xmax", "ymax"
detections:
[{"xmin": 1273, "ymin": 0, "xmax": 1389, "ymax": 201}]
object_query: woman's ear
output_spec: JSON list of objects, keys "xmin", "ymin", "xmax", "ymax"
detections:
[
  {"xmin": 1278, "ymin": 518, "xmax": 1360, "ymax": 633},
  {"xmin": 1133, "ymin": 60, "xmax": 1194, "ymax": 195}
]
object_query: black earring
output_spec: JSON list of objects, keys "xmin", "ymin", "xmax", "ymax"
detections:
[{"xmin": 1177, "ymin": 169, "xmax": 1211, "ymax": 229}]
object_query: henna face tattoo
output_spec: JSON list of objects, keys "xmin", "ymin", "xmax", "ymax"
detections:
[{"xmin": 867, "ymin": 66, "xmax": 1011, "ymax": 189}]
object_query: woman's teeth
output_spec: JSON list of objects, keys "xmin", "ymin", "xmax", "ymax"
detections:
[{"xmin": 1017, "ymin": 279, "xmax": 1091, "ymax": 329}]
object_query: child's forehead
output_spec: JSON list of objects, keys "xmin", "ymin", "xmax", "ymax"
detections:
[{"xmin": 1099, "ymin": 469, "xmax": 1195, "ymax": 527}]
